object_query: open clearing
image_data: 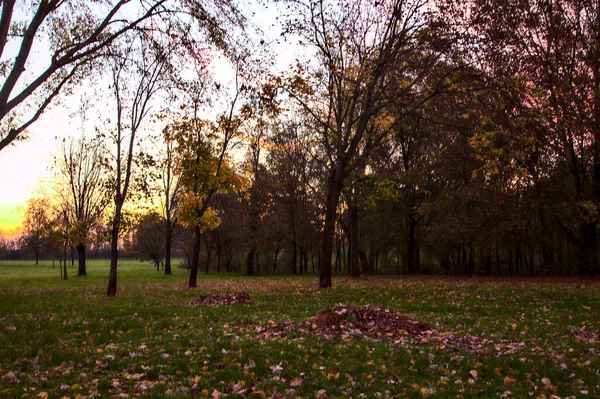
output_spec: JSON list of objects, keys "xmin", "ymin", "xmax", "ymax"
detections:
[{"xmin": 0, "ymin": 260, "xmax": 599, "ymax": 398}]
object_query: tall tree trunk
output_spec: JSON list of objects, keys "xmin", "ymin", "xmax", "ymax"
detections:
[
  {"xmin": 319, "ymin": 172, "xmax": 342, "ymax": 288},
  {"xmin": 205, "ymin": 238, "xmax": 212, "ymax": 274},
  {"xmin": 226, "ymin": 248, "xmax": 231, "ymax": 273},
  {"xmin": 292, "ymin": 241, "xmax": 297, "ymax": 275},
  {"xmin": 107, "ymin": 202, "xmax": 123, "ymax": 297},
  {"xmin": 164, "ymin": 227, "xmax": 172, "ymax": 275},
  {"xmin": 77, "ymin": 244, "xmax": 86, "ymax": 276},
  {"xmin": 188, "ymin": 225, "xmax": 201, "ymax": 288},
  {"xmin": 217, "ymin": 247, "xmax": 221, "ymax": 273},
  {"xmin": 406, "ymin": 212, "xmax": 417, "ymax": 273},
  {"xmin": 272, "ymin": 249, "xmax": 279, "ymax": 273},
  {"xmin": 246, "ymin": 248, "xmax": 255, "ymax": 276},
  {"xmin": 350, "ymin": 204, "xmax": 360, "ymax": 277},
  {"xmin": 579, "ymin": 222, "xmax": 598, "ymax": 275},
  {"xmin": 63, "ymin": 244, "xmax": 68, "ymax": 280}
]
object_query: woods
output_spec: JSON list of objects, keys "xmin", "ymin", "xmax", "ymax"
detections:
[{"xmin": 3, "ymin": 0, "xmax": 600, "ymax": 290}]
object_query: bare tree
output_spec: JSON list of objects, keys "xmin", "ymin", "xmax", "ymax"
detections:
[
  {"xmin": 0, "ymin": 0, "xmax": 173, "ymax": 150},
  {"xmin": 53, "ymin": 135, "xmax": 108, "ymax": 276},
  {"xmin": 158, "ymin": 128, "xmax": 182, "ymax": 275},
  {"xmin": 106, "ymin": 33, "xmax": 170, "ymax": 297}
]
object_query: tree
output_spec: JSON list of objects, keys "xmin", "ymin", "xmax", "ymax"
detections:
[
  {"xmin": 128, "ymin": 212, "xmax": 165, "ymax": 270},
  {"xmin": 280, "ymin": 0, "xmax": 448, "ymax": 287},
  {"xmin": 105, "ymin": 32, "xmax": 170, "ymax": 296},
  {"xmin": 455, "ymin": 0, "xmax": 600, "ymax": 275},
  {"xmin": 171, "ymin": 116, "xmax": 240, "ymax": 287},
  {"xmin": 21, "ymin": 197, "xmax": 53, "ymax": 265},
  {"xmin": 53, "ymin": 135, "xmax": 108, "ymax": 276},
  {"xmin": 0, "ymin": 0, "xmax": 177, "ymax": 151},
  {"xmin": 156, "ymin": 127, "xmax": 182, "ymax": 275},
  {"xmin": 0, "ymin": 232, "xmax": 9, "ymax": 259},
  {"xmin": 267, "ymin": 120, "xmax": 320, "ymax": 275}
]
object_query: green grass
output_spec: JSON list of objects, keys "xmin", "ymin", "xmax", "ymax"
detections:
[{"xmin": 0, "ymin": 260, "xmax": 599, "ymax": 398}]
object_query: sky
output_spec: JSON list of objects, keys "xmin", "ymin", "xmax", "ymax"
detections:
[
  {"xmin": 0, "ymin": 111, "xmax": 70, "ymax": 239},
  {"xmin": 0, "ymin": 1, "xmax": 293, "ymax": 241}
]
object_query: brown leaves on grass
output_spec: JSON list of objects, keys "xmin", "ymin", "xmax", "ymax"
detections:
[
  {"xmin": 258, "ymin": 305, "xmax": 533, "ymax": 357},
  {"xmin": 186, "ymin": 292, "xmax": 252, "ymax": 307},
  {"xmin": 259, "ymin": 305, "xmax": 430, "ymax": 340},
  {"xmin": 310, "ymin": 305, "xmax": 430, "ymax": 336}
]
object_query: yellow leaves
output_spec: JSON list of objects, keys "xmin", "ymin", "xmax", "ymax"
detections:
[{"xmin": 178, "ymin": 194, "xmax": 221, "ymax": 231}]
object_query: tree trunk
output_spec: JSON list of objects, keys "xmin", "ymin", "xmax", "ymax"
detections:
[
  {"xmin": 77, "ymin": 244, "xmax": 86, "ymax": 276},
  {"xmin": 63, "ymin": 244, "xmax": 68, "ymax": 280},
  {"xmin": 217, "ymin": 247, "xmax": 221, "ymax": 273},
  {"xmin": 292, "ymin": 241, "xmax": 297, "ymax": 275},
  {"xmin": 164, "ymin": 228, "xmax": 172, "ymax": 275},
  {"xmin": 579, "ymin": 222, "xmax": 598, "ymax": 275},
  {"xmin": 205, "ymin": 238, "xmax": 212, "ymax": 274},
  {"xmin": 272, "ymin": 249, "xmax": 280, "ymax": 273},
  {"xmin": 319, "ymin": 172, "xmax": 342, "ymax": 287},
  {"xmin": 406, "ymin": 212, "xmax": 417, "ymax": 273},
  {"xmin": 107, "ymin": 202, "xmax": 122, "ymax": 297},
  {"xmin": 246, "ymin": 248, "xmax": 255, "ymax": 276},
  {"xmin": 188, "ymin": 225, "xmax": 201, "ymax": 288},
  {"xmin": 226, "ymin": 248, "xmax": 231, "ymax": 273},
  {"xmin": 349, "ymin": 204, "xmax": 360, "ymax": 278}
]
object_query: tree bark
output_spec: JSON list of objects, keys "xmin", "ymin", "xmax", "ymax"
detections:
[
  {"xmin": 319, "ymin": 171, "xmax": 343, "ymax": 288},
  {"xmin": 246, "ymin": 248, "xmax": 255, "ymax": 276},
  {"xmin": 579, "ymin": 222, "xmax": 598, "ymax": 275},
  {"xmin": 205, "ymin": 237, "xmax": 212, "ymax": 274},
  {"xmin": 349, "ymin": 204, "xmax": 360, "ymax": 278},
  {"xmin": 164, "ymin": 228, "xmax": 172, "ymax": 275},
  {"xmin": 63, "ymin": 244, "xmax": 68, "ymax": 281},
  {"xmin": 107, "ymin": 202, "xmax": 122, "ymax": 297},
  {"xmin": 188, "ymin": 225, "xmax": 201, "ymax": 287},
  {"xmin": 406, "ymin": 212, "xmax": 417, "ymax": 273},
  {"xmin": 292, "ymin": 241, "xmax": 298, "ymax": 275},
  {"xmin": 76, "ymin": 244, "xmax": 86, "ymax": 276}
]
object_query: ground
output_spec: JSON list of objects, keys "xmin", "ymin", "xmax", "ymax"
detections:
[{"xmin": 0, "ymin": 260, "xmax": 599, "ymax": 398}]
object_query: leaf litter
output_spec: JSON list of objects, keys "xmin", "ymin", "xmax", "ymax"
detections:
[
  {"xmin": 186, "ymin": 292, "xmax": 252, "ymax": 307},
  {"xmin": 257, "ymin": 304, "xmax": 531, "ymax": 356}
]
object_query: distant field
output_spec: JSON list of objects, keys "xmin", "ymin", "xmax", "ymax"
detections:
[{"xmin": 0, "ymin": 260, "xmax": 599, "ymax": 398}]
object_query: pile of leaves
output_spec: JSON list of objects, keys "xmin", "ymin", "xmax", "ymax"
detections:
[
  {"xmin": 186, "ymin": 292, "xmax": 251, "ymax": 307},
  {"xmin": 259, "ymin": 305, "xmax": 430, "ymax": 340}
]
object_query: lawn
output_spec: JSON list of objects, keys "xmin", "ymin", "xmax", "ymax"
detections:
[{"xmin": 0, "ymin": 260, "xmax": 599, "ymax": 398}]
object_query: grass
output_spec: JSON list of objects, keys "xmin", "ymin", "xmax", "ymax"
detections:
[{"xmin": 0, "ymin": 260, "xmax": 599, "ymax": 398}]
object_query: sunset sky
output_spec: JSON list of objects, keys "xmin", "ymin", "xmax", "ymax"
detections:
[
  {"xmin": 0, "ymin": 112, "xmax": 71, "ymax": 239},
  {"xmin": 0, "ymin": 2, "xmax": 290, "ymax": 241}
]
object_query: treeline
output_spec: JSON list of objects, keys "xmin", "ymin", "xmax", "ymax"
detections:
[{"xmin": 3, "ymin": 0, "xmax": 600, "ymax": 291}]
